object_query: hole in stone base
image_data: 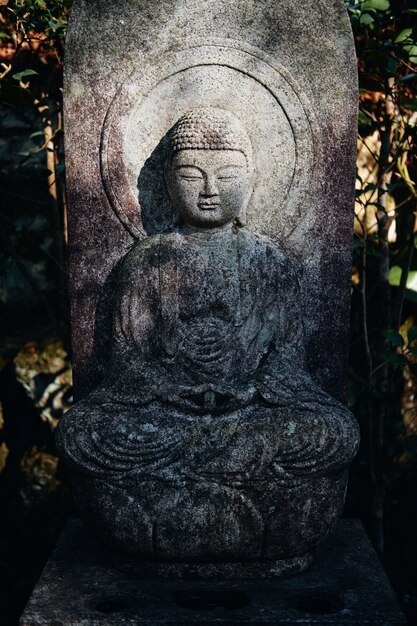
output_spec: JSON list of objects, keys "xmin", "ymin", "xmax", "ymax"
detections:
[
  {"xmin": 176, "ymin": 589, "xmax": 250, "ymax": 611},
  {"xmin": 294, "ymin": 592, "xmax": 344, "ymax": 615},
  {"xmin": 94, "ymin": 598, "xmax": 127, "ymax": 614}
]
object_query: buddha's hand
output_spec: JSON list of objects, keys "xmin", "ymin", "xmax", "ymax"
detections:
[{"xmin": 159, "ymin": 383, "xmax": 256, "ymax": 412}]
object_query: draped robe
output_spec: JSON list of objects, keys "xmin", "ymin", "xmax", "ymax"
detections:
[{"xmin": 56, "ymin": 227, "xmax": 359, "ymax": 488}]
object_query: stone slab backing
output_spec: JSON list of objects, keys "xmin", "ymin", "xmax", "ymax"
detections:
[
  {"xmin": 19, "ymin": 519, "xmax": 406, "ymax": 625},
  {"xmin": 64, "ymin": 0, "xmax": 358, "ymax": 401}
]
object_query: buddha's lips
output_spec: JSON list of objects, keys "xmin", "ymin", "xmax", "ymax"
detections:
[{"xmin": 197, "ymin": 201, "xmax": 220, "ymax": 210}]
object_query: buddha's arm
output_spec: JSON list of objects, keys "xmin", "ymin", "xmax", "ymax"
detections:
[
  {"xmin": 254, "ymin": 256, "xmax": 336, "ymax": 407},
  {"xmin": 248, "ymin": 254, "xmax": 359, "ymax": 473},
  {"xmin": 103, "ymin": 238, "xmax": 177, "ymax": 405}
]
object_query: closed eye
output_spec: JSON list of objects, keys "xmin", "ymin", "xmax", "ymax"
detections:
[
  {"xmin": 216, "ymin": 166, "xmax": 243, "ymax": 180},
  {"xmin": 176, "ymin": 166, "xmax": 203, "ymax": 181}
]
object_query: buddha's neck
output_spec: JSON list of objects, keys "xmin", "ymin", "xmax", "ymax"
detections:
[{"xmin": 177, "ymin": 222, "xmax": 237, "ymax": 237}]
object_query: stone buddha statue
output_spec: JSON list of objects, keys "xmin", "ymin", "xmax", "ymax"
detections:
[{"xmin": 56, "ymin": 108, "xmax": 359, "ymax": 576}]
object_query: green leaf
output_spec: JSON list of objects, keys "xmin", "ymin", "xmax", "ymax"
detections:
[
  {"xmin": 386, "ymin": 352, "xmax": 408, "ymax": 367},
  {"xmin": 401, "ymin": 98, "xmax": 417, "ymax": 112},
  {"xmin": 383, "ymin": 329, "xmax": 405, "ymax": 348},
  {"xmin": 408, "ymin": 346, "xmax": 417, "ymax": 357},
  {"xmin": 29, "ymin": 131, "xmax": 45, "ymax": 140},
  {"xmin": 389, "ymin": 266, "xmax": 417, "ymax": 292},
  {"xmin": 395, "ymin": 28, "xmax": 413, "ymax": 44},
  {"xmin": 406, "ymin": 102, "xmax": 417, "ymax": 116},
  {"xmin": 358, "ymin": 109, "xmax": 373, "ymax": 127},
  {"xmin": 362, "ymin": 0, "xmax": 390, "ymax": 10},
  {"xmin": 398, "ymin": 73, "xmax": 417, "ymax": 83},
  {"xmin": 360, "ymin": 12, "xmax": 375, "ymax": 26},
  {"xmin": 403, "ymin": 43, "xmax": 417, "ymax": 59},
  {"xmin": 12, "ymin": 69, "xmax": 39, "ymax": 82}
]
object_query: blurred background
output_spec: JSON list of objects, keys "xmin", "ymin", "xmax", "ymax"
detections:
[{"xmin": 1, "ymin": 0, "xmax": 417, "ymax": 624}]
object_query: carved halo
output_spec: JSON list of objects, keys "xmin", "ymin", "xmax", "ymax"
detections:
[{"xmin": 100, "ymin": 42, "xmax": 318, "ymax": 242}]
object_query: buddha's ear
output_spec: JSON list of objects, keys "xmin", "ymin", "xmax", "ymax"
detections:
[
  {"xmin": 236, "ymin": 209, "xmax": 246, "ymax": 228},
  {"xmin": 237, "ymin": 171, "xmax": 254, "ymax": 227}
]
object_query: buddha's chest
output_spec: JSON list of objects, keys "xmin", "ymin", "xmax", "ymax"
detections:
[
  {"xmin": 153, "ymin": 233, "xmax": 280, "ymax": 380},
  {"xmin": 160, "ymin": 238, "xmax": 257, "ymax": 321},
  {"xmin": 179, "ymin": 267, "xmax": 241, "ymax": 321}
]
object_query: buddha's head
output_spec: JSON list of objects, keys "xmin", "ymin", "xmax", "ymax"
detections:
[{"xmin": 165, "ymin": 108, "xmax": 254, "ymax": 229}]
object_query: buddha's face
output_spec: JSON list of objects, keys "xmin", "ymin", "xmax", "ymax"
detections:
[{"xmin": 167, "ymin": 149, "xmax": 252, "ymax": 228}]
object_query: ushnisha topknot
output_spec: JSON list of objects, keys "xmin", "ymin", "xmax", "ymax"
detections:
[{"xmin": 168, "ymin": 107, "xmax": 253, "ymax": 165}]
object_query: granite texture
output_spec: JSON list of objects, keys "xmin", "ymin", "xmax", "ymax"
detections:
[
  {"xmin": 64, "ymin": 0, "xmax": 358, "ymax": 403},
  {"xmin": 57, "ymin": 106, "xmax": 359, "ymax": 566},
  {"xmin": 60, "ymin": 0, "xmax": 359, "ymax": 568},
  {"xmin": 19, "ymin": 519, "xmax": 407, "ymax": 625}
]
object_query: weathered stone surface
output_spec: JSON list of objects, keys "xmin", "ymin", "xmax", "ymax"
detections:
[
  {"xmin": 60, "ymin": 1, "xmax": 359, "ymax": 568},
  {"xmin": 57, "ymin": 105, "xmax": 359, "ymax": 566},
  {"xmin": 19, "ymin": 519, "xmax": 407, "ymax": 625},
  {"xmin": 65, "ymin": 0, "xmax": 358, "ymax": 402}
]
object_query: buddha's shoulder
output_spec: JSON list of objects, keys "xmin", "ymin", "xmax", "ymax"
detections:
[
  {"xmin": 238, "ymin": 229, "xmax": 298, "ymax": 273},
  {"xmin": 119, "ymin": 233, "xmax": 174, "ymax": 271},
  {"xmin": 119, "ymin": 230, "xmax": 299, "ymax": 276}
]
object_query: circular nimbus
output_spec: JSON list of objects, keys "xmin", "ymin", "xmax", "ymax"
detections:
[{"xmin": 101, "ymin": 44, "xmax": 317, "ymax": 242}]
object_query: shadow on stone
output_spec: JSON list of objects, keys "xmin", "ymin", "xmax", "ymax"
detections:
[
  {"xmin": 94, "ymin": 598, "xmax": 126, "ymax": 614},
  {"xmin": 292, "ymin": 591, "xmax": 344, "ymax": 615},
  {"xmin": 91, "ymin": 592, "xmax": 135, "ymax": 614},
  {"xmin": 137, "ymin": 132, "xmax": 173, "ymax": 236},
  {"xmin": 175, "ymin": 589, "xmax": 251, "ymax": 611},
  {"xmin": 86, "ymin": 259, "xmax": 124, "ymax": 395}
]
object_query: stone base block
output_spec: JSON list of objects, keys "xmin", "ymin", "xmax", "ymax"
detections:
[
  {"xmin": 19, "ymin": 518, "xmax": 406, "ymax": 625},
  {"xmin": 108, "ymin": 550, "xmax": 313, "ymax": 579}
]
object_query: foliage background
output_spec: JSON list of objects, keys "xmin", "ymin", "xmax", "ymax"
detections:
[{"xmin": 1, "ymin": 0, "xmax": 417, "ymax": 624}]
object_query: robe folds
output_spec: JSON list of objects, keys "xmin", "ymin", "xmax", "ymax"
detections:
[{"xmin": 56, "ymin": 227, "xmax": 359, "ymax": 486}]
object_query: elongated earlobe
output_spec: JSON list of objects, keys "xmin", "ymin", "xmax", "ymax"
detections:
[
  {"xmin": 236, "ymin": 212, "xmax": 246, "ymax": 227},
  {"xmin": 236, "ymin": 173, "xmax": 254, "ymax": 227}
]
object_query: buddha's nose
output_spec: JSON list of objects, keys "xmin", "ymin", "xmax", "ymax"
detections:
[{"xmin": 203, "ymin": 175, "xmax": 219, "ymax": 196}]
